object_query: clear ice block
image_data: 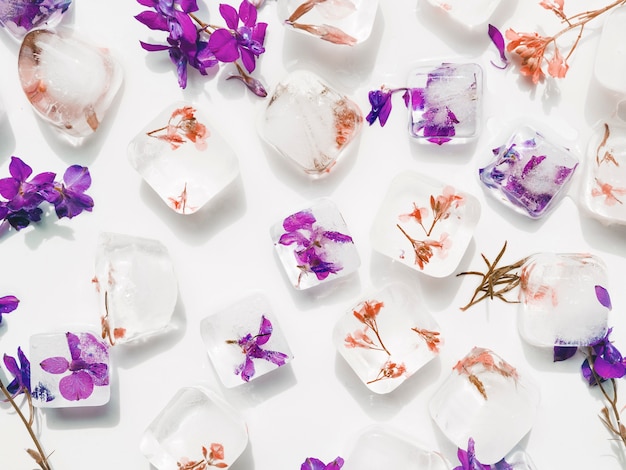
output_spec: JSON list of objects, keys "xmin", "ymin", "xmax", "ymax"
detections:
[
  {"xmin": 17, "ymin": 28, "xmax": 123, "ymax": 144},
  {"xmin": 579, "ymin": 119, "xmax": 626, "ymax": 226},
  {"xmin": 333, "ymin": 283, "xmax": 442, "ymax": 394},
  {"xmin": 200, "ymin": 292, "xmax": 293, "ymax": 388},
  {"xmin": 479, "ymin": 125, "xmax": 579, "ymax": 218},
  {"xmin": 270, "ymin": 198, "xmax": 361, "ymax": 289},
  {"xmin": 594, "ymin": 7, "xmax": 626, "ymax": 94},
  {"xmin": 500, "ymin": 447, "xmax": 538, "ymax": 470},
  {"xmin": 258, "ymin": 70, "xmax": 363, "ymax": 176},
  {"xmin": 370, "ymin": 171, "xmax": 480, "ymax": 278},
  {"xmin": 429, "ymin": 347, "xmax": 540, "ymax": 465},
  {"xmin": 343, "ymin": 425, "xmax": 449, "ymax": 470},
  {"xmin": 128, "ymin": 102, "xmax": 239, "ymax": 215},
  {"xmin": 279, "ymin": 0, "xmax": 379, "ymax": 45},
  {"xmin": 93, "ymin": 232, "xmax": 178, "ymax": 345},
  {"xmin": 0, "ymin": 0, "xmax": 70, "ymax": 40},
  {"xmin": 407, "ymin": 62, "xmax": 482, "ymax": 145},
  {"xmin": 518, "ymin": 253, "xmax": 610, "ymax": 347},
  {"xmin": 424, "ymin": 0, "xmax": 503, "ymax": 31},
  {"xmin": 30, "ymin": 330, "xmax": 110, "ymax": 408},
  {"xmin": 140, "ymin": 386, "xmax": 248, "ymax": 470}
]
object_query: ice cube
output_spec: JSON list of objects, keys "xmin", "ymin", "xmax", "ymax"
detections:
[
  {"xmin": 270, "ymin": 198, "xmax": 361, "ymax": 289},
  {"xmin": 200, "ymin": 292, "xmax": 293, "ymax": 388},
  {"xmin": 429, "ymin": 347, "xmax": 540, "ymax": 464},
  {"xmin": 479, "ymin": 125, "xmax": 579, "ymax": 218},
  {"xmin": 518, "ymin": 253, "xmax": 610, "ymax": 347},
  {"xmin": 407, "ymin": 62, "xmax": 482, "ymax": 145},
  {"xmin": 279, "ymin": 0, "xmax": 379, "ymax": 45},
  {"xmin": 370, "ymin": 171, "xmax": 481, "ymax": 278},
  {"xmin": 258, "ymin": 70, "xmax": 363, "ymax": 176},
  {"xmin": 0, "ymin": 0, "xmax": 70, "ymax": 40},
  {"xmin": 343, "ymin": 424, "xmax": 449, "ymax": 470},
  {"xmin": 30, "ymin": 330, "xmax": 110, "ymax": 408},
  {"xmin": 17, "ymin": 28, "xmax": 122, "ymax": 144},
  {"xmin": 333, "ymin": 282, "xmax": 442, "ymax": 394},
  {"xmin": 579, "ymin": 119, "xmax": 626, "ymax": 226},
  {"xmin": 128, "ymin": 102, "xmax": 239, "ymax": 215},
  {"xmin": 594, "ymin": 7, "xmax": 626, "ymax": 94},
  {"xmin": 500, "ymin": 447, "xmax": 538, "ymax": 470},
  {"xmin": 93, "ymin": 232, "xmax": 178, "ymax": 345},
  {"xmin": 424, "ymin": 0, "xmax": 503, "ymax": 31},
  {"xmin": 140, "ymin": 386, "xmax": 248, "ymax": 470}
]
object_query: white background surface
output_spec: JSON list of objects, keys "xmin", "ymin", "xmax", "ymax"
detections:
[{"xmin": 1, "ymin": 0, "xmax": 626, "ymax": 468}]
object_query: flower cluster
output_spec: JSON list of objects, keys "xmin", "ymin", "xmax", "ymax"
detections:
[
  {"xmin": 147, "ymin": 105, "xmax": 209, "ymax": 150},
  {"xmin": 177, "ymin": 443, "xmax": 228, "ymax": 469},
  {"xmin": 454, "ymin": 438, "xmax": 513, "ymax": 470},
  {"xmin": 136, "ymin": 0, "xmax": 267, "ymax": 94},
  {"xmin": 301, "ymin": 456, "xmax": 344, "ymax": 470},
  {"xmin": 0, "ymin": 156, "xmax": 93, "ymax": 233}
]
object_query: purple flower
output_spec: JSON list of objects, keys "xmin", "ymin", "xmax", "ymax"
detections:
[
  {"xmin": 3, "ymin": 347, "xmax": 30, "ymax": 397},
  {"xmin": 454, "ymin": 438, "xmax": 490, "ymax": 470},
  {"xmin": 0, "ymin": 0, "xmax": 71, "ymax": 35},
  {"xmin": 40, "ymin": 332, "xmax": 109, "ymax": 401},
  {"xmin": 0, "ymin": 295, "xmax": 19, "ymax": 324},
  {"xmin": 582, "ymin": 328, "xmax": 626, "ymax": 386},
  {"xmin": 301, "ymin": 456, "xmax": 344, "ymax": 470},
  {"xmin": 414, "ymin": 105, "xmax": 460, "ymax": 145},
  {"xmin": 208, "ymin": 0, "xmax": 267, "ymax": 73},
  {"xmin": 366, "ymin": 88, "xmax": 393, "ymax": 126},
  {"xmin": 49, "ymin": 165, "xmax": 94, "ymax": 219},
  {"xmin": 227, "ymin": 315, "xmax": 288, "ymax": 382},
  {"xmin": 0, "ymin": 156, "xmax": 55, "ymax": 213}
]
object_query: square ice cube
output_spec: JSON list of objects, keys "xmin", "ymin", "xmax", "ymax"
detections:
[
  {"xmin": 424, "ymin": 0, "xmax": 503, "ymax": 31},
  {"xmin": 258, "ymin": 70, "xmax": 363, "ymax": 176},
  {"xmin": 128, "ymin": 102, "xmax": 239, "ymax": 215},
  {"xmin": 30, "ymin": 330, "xmax": 110, "ymax": 408},
  {"xmin": 429, "ymin": 347, "xmax": 540, "ymax": 465},
  {"xmin": 594, "ymin": 7, "xmax": 626, "ymax": 94},
  {"xmin": 270, "ymin": 198, "xmax": 361, "ymax": 289},
  {"xmin": 93, "ymin": 232, "xmax": 178, "ymax": 345},
  {"xmin": 579, "ymin": 119, "xmax": 626, "ymax": 226},
  {"xmin": 140, "ymin": 386, "xmax": 248, "ymax": 469},
  {"xmin": 370, "ymin": 171, "xmax": 480, "ymax": 278},
  {"xmin": 479, "ymin": 125, "xmax": 579, "ymax": 218},
  {"xmin": 333, "ymin": 283, "xmax": 442, "ymax": 394},
  {"xmin": 407, "ymin": 62, "xmax": 482, "ymax": 145},
  {"xmin": 279, "ymin": 0, "xmax": 379, "ymax": 45},
  {"xmin": 343, "ymin": 425, "xmax": 449, "ymax": 469},
  {"xmin": 518, "ymin": 253, "xmax": 610, "ymax": 347},
  {"xmin": 200, "ymin": 292, "xmax": 293, "ymax": 388}
]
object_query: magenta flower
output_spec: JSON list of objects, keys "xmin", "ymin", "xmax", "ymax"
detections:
[
  {"xmin": 0, "ymin": 295, "xmax": 19, "ymax": 324},
  {"xmin": 301, "ymin": 456, "xmax": 344, "ymax": 470},
  {"xmin": 3, "ymin": 347, "xmax": 30, "ymax": 397},
  {"xmin": 39, "ymin": 332, "xmax": 109, "ymax": 401},
  {"xmin": 49, "ymin": 165, "xmax": 94, "ymax": 219},
  {"xmin": 0, "ymin": 0, "xmax": 71, "ymax": 35},
  {"xmin": 227, "ymin": 315, "xmax": 288, "ymax": 382},
  {"xmin": 454, "ymin": 438, "xmax": 490, "ymax": 470},
  {"xmin": 208, "ymin": 0, "xmax": 267, "ymax": 73}
]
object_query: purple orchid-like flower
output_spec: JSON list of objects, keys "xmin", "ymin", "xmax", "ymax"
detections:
[
  {"xmin": 301, "ymin": 456, "xmax": 344, "ymax": 470},
  {"xmin": 3, "ymin": 347, "xmax": 30, "ymax": 397},
  {"xmin": 454, "ymin": 438, "xmax": 490, "ymax": 470},
  {"xmin": 582, "ymin": 328, "xmax": 626, "ymax": 386},
  {"xmin": 279, "ymin": 210, "xmax": 354, "ymax": 284},
  {"xmin": 366, "ymin": 88, "xmax": 393, "ymax": 126},
  {"xmin": 0, "ymin": 295, "xmax": 19, "ymax": 324},
  {"xmin": 208, "ymin": 0, "xmax": 267, "ymax": 73},
  {"xmin": 0, "ymin": 0, "xmax": 72, "ymax": 36},
  {"xmin": 49, "ymin": 165, "xmax": 94, "ymax": 219},
  {"xmin": 227, "ymin": 315, "xmax": 288, "ymax": 382},
  {"xmin": 0, "ymin": 156, "xmax": 55, "ymax": 212},
  {"xmin": 39, "ymin": 332, "xmax": 109, "ymax": 401}
]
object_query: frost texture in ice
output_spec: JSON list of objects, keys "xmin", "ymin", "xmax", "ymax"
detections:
[
  {"xmin": 0, "ymin": 0, "xmax": 70, "ymax": 39},
  {"xmin": 140, "ymin": 386, "xmax": 248, "ymax": 470},
  {"xmin": 18, "ymin": 29, "xmax": 122, "ymax": 144},
  {"xmin": 128, "ymin": 102, "xmax": 239, "ymax": 215},
  {"xmin": 407, "ymin": 62, "xmax": 482, "ymax": 145},
  {"xmin": 429, "ymin": 347, "xmax": 540, "ymax": 465},
  {"xmin": 333, "ymin": 283, "xmax": 442, "ymax": 394},
  {"xmin": 258, "ymin": 70, "xmax": 363, "ymax": 176},
  {"xmin": 425, "ymin": 0, "xmax": 503, "ymax": 31},
  {"xmin": 93, "ymin": 232, "xmax": 178, "ymax": 345},
  {"xmin": 518, "ymin": 253, "xmax": 610, "ymax": 347},
  {"xmin": 479, "ymin": 125, "xmax": 579, "ymax": 218},
  {"xmin": 200, "ymin": 292, "xmax": 293, "ymax": 388}
]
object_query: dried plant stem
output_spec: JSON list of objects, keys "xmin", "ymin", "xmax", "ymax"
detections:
[
  {"xmin": 588, "ymin": 352, "xmax": 626, "ymax": 447},
  {"xmin": 0, "ymin": 380, "xmax": 51, "ymax": 470},
  {"xmin": 457, "ymin": 241, "xmax": 527, "ymax": 311}
]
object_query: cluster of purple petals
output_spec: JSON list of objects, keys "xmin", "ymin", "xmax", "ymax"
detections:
[
  {"xmin": 0, "ymin": 0, "xmax": 71, "ymax": 33},
  {"xmin": 136, "ymin": 0, "xmax": 266, "ymax": 89},
  {"xmin": 0, "ymin": 156, "xmax": 93, "ymax": 232},
  {"xmin": 454, "ymin": 438, "xmax": 513, "ymax": 470},
  {"xmin": 301, "ymin": 456, "xmax": 344, "ymax": 470}
]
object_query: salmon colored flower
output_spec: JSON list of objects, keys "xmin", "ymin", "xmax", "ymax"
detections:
[{"xmin": 505, "ymin": 29, "xmax": 551, "ymax": 84}]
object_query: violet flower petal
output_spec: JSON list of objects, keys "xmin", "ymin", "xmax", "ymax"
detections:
[
  {"xmin": 208, "ymin": 28, "xmax": 240, "ymax": 62},
  {"xmin": 59, "ymin": 370, "xmax": 94, "ymax": 401},
  {"xmin": 0, "ymin": 295, "xmax": 19, "ymax": 314},
  {"xmin": 256, "ymin": 315, "xmax": 273, "ymax": 345},
  {"xmin": 322, "ymin": 231, "xmax": 353, "ymax": 243},
  {"xmin": 326, "ymin": 457, "xmax": 345, "ymax": 470},
  {"xmin": 282, "ymin": 210, "xmax": 316, "ymax": 232},
  {"xmin": 301, "ymin": 458, "xmax": 327, "ymax": 470},
  {"xmin": 595, "ymin": 285, "xmax": 612, "ymax": 310},
  {"xmin": 239, "ymin": 0, "xmax": 257, "ymax": 27},
  {"xmin": 135, "ymin": 10, "xmax": 169, "ymax": 31},
  {"xmin": 488, "ymin": 24, "xmax": 508, "ymax": 69},
  {"xmin": 553, "ymin": 345, "xmax": 578, "ymax": 362},
  {"xmin": 40, "ymin": 356, "xmax": 70, "ymax": 374},
  {"xmin": 219, "ymin": 2, "xmax": 240, "ymax": 30},
  {"xmin": 594, "ymin": 356, "xmax": 626, "ymax": 379}
]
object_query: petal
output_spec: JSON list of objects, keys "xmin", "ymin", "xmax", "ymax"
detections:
[
  {"xmin": 178, "ymin": 0, "xmax": 199, "ymax": 12},
  {"xmin": 252, "ymin": 22, "xmax": 267, "ymax": 45},
  {"xmin": 282, "ymin": 210, "xmax": 316, "ymax": 232},
  {"xmin": 594, "ymin": 356, "xmax": 626, "ymax": 379},
  {"xmin": 0, "ymin": 295, "xmax": 19, "ymax": 314},
  {"xmin": 219, "ymin": 3, "xmax": 239, "ymax": 30},
  {"xmin": 240, "ymin": 355, "xmax": 255, "ymax": 381},
  {"xmin": 322, "ymin": 231, "xmax": 353, "ymax": 243},
  {"xmin": 0, "ymin": 177, "xmax": 19, "ymax": 200},
  {"xmin": 87, "ymin": 363, "xmax": 109, "ymax": 386},
  {"xmin": 59, "ymin": 370, "xmax": 94, "ymax": 401},
  {"xmin": 239, "ymin": 0, "xmax": 257, "ymax": 27},
  {"xmin": 595, "ymin": 285, "xmax": 612, "ymax": 310},
  {"xmin": 301, "ymin": 458, "xmax": 326, "ymax": 470},
  {"xmin": 63, "ymin": 165, "xmax": 91, "ymax": 192},
  {"xmin": 135, "ymin": 10, "xmax": 169, "ymax": 31},
  {"xmin": 208, "ymin": 28, "xmax": 239, "ymax": 62},
  {"xmin": 140, "ymin": 41, "xmax": 170, "ymax": 52},
  {"xmin": 326, "ymin": 457, "xmax": 345, "ymax": 470},
  {"xmin": 278, "ymin": 231, "xmax": 309, "ymax": 246},
  {"xmin": 66, "ymin": 332, "xmax": 82, "ymax": 361},
  {"xmin": 240, "ymin": 48, "xmax": 256, "ymax": 73},
  {"xmin": 553, "ymin": 345, "xmax": 578, "ymax": 362},
  {"xmin": 40, "ymin": 356, "xmax": 69, "ymax": 374},
  {"xmin": 8, "ymin": 157, "xmax": 32, "ymax": 182},
  {"xmin": 3, "ymin": 353, "xmax": 19, "ymax": 377},
  {"xmin": 256, "ymin": 315, "xmax": 273, "ymax": 344}
]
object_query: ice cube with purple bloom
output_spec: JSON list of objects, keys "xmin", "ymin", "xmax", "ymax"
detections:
[
  {"xmin": 407, "ymin": 62, "xmax": 482, "ymax": 145},
  {"xmin": 518, "ymin": 253, "xmax": 610, "ymax": 348},
  {"xmin": 30, "ymin": 331, "xmax": 110, "ymax": 408},
  {"xmin": 271, "ymin": 198, "xmax": 360, "ymax": 289},
  {"xmin": 200, "ymin": 292, "xmax": 293, "ymax": 387},
  {"xmin": 0, "ymin": 0, "xmax": 71, "ymax": 40},
  {"xmin": 479, "ymin": 125, "xmax": 579, "ymax": 218}
]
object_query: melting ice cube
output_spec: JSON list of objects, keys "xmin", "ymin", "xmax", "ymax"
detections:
[
  {"xmin": 518, "ymin": 253, "xmax": 610, "ymax": 347},
  {"xmin": 0, "ymin": 0, "xmax": 71, "ymax": 40},
  {"xmin": 258, "ymin": 70, "xmax": 363, "ymax": 176},
  {"xmin": 424, "ymin": 0, "xmax": 503, "ymax": 31},
  {"xmin": 594, "ymin": 7, "xmax": 626, "ymax": 95},
  {"xmin": 140, "ymin": 386, "xmax": 248, "ymax": 470},
  {"xmin": 17, "ymin": 28, "xmax": 122, "ymax": 144},
  {"xmin": 429, "ymin": 347, "xmax": 540, "ymax": 464},
  {"xmin": 93, "ymin": 232, "xmax": 178, "ymax": 345},
  {"xmin": 128, "ymin": 102, "xmax": 239, "ymax": 215}
]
